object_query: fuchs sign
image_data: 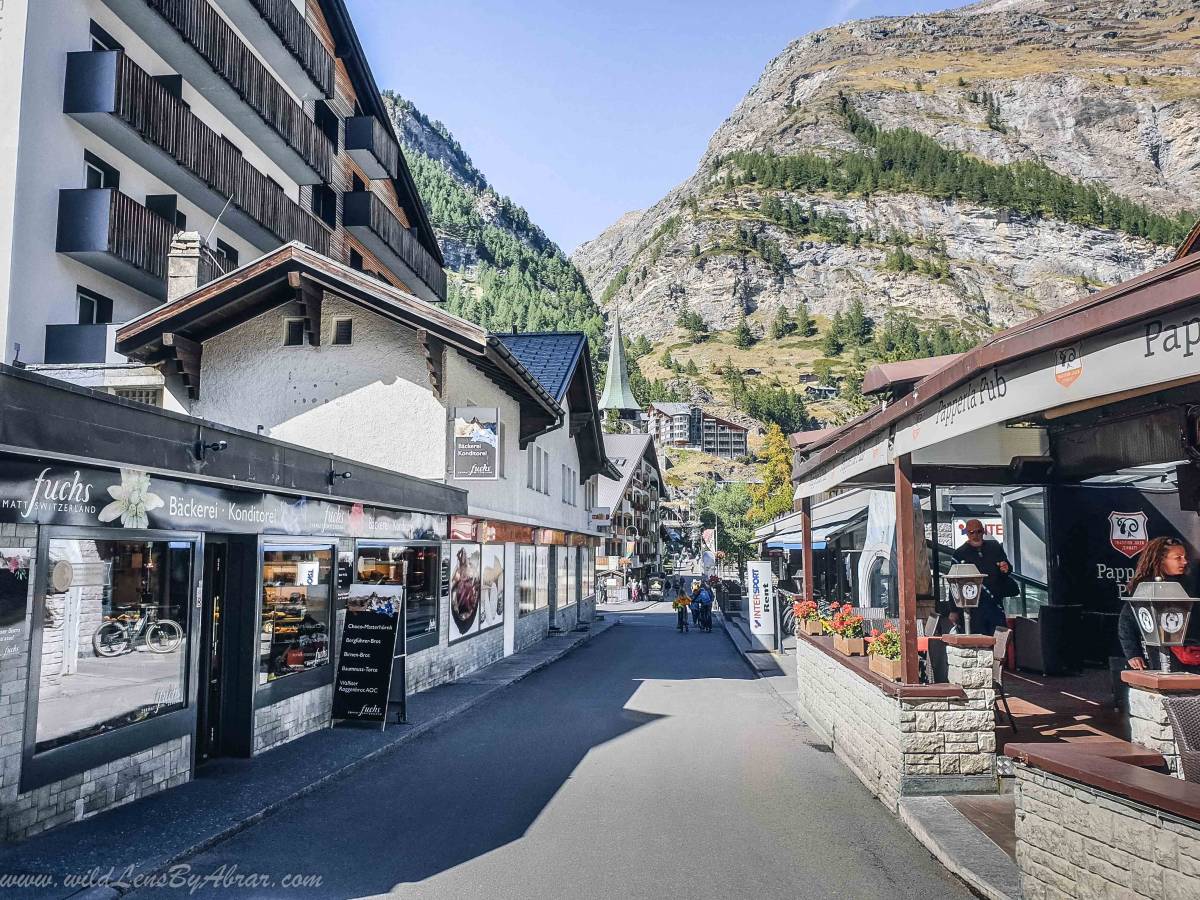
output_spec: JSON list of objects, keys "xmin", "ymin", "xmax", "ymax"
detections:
[
  {"xmin": 0, "ymin": 461, "xmax": 447, "ymax": 540},
  {"xmin": 451, "ymin": 407, "xmax": 500, "ymax": 480}
]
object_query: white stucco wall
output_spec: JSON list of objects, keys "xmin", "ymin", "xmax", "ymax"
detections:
[
  {"xmin": 191, "ymin": 296, "xmax": 599, "ymax": 537},
  {"xmin": 3, "ymin": 1, "xmax": 296, "ymax": 364}
]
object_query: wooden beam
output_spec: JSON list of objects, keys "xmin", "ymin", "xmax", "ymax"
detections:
[
  {"xmin": 419, "ymin": 329, "xmax": 444, "ymax": 399},
  {"xmin": 289, "ymin": 270, "xmax": 323, "ymax": 346},
  {"xmin": 163, "ymin": 332, "xmax": 202, "ymax": 400},
  {"xmin": 568, "ymin": 411, "xmax": 592, "ymax": 436},
  {"xmin": 800, "ymin": 495, "xmax": 814, "ymax": 604},
  {"xmin": 894, "ymin": 453, "xmax": 920, "ymax": 684}
]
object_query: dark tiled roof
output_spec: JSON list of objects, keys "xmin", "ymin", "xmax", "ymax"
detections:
[{"xmin": 495, "ymin": 332, "xmax": 586, "ymax": 402}]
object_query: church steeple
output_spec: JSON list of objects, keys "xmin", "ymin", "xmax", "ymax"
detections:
[{"xmin": 599, "ymin": 314, "xmax": 640, "ymax": 415}]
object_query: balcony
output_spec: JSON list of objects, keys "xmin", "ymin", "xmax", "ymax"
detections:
[
  {"xmin": 345, "ymin": 116, "xmax": 400, "ymax": 181},
  {"xmin": 208, "ymin": 0, "xmax": 334, "ymax": 100},
  {"xmin": 100, "ymin": 0, "xmax": 332, "ymax": 184},
  {"xmin": 342, "ymin": 191, "xmax": 447, "ymax": 302},
  {"xmin": 44, "ymin": 324, "xmax": 124, "ymax": 365},
  {"xmin": 56, "ymin": 188, "xmax": 176, "ymax": 299},
  {"xmin": 65, "ymin": 51, "xmax": 330, "ymax": 255}
]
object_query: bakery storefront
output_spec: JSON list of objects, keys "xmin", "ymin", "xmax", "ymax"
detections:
[{"xmin": 0, "ymin": 366, "xmax": 464, "ymax": 841}]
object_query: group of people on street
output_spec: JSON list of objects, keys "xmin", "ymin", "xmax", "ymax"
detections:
[{"xmin": 675, "ymin": 578, "xmax": 714, "ymax": 633}]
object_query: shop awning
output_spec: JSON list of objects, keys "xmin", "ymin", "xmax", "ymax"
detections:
[{"xmin": 766, "ymin": 514, "xmax": 862, "ymax": 551}]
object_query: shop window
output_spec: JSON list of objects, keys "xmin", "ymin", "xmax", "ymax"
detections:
[
  {"xmin": 517, "ymin": 545, "xmax": 536, "ymax": 617},
  {"xmin": 555, "ymin": 549, "xmax": 568, "ymax": 610},
  {"xmin": 34, "ymin": 538, "xmax": 193, "ymax": 754},
  {"xmin": 260, "ymin": 547, "xmax": 332, "ymax": 684},
  {"xmin": 332, "ymin": 318, "xmax": 353, "ymax": 346},
  {"xmin": 355, "ymin": 544, "xmax": 440, "ymax": 651},
  {"xmin": 535, "ymin": 545, "xmax": 550, "ymax": 611},
  {"xmin": 566, "ymin": 547, "xmax": 578, "ymax": 607}
]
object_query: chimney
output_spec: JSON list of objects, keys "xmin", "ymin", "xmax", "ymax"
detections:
[{"xmin": 167, "ymin": 231, "xmax": 203, "ymax": 302}]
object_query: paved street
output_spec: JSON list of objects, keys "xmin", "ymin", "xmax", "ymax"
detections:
[{"xmin": 130, "ymin": 605, "xmax": 970, "ymax": 899}]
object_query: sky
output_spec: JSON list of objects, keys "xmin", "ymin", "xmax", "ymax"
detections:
[{"xmin": 348, "ymin": 0, "xmax": 952, "ymax": 254}]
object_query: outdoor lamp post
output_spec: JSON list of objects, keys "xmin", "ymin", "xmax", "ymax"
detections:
[
  {"xmin": 1127, "ymin": 579, "xmax": 1198, "ymax": 673},
  {"xmin": 945, "ymin": 563, "xmax": 986, "ymax": 634}
]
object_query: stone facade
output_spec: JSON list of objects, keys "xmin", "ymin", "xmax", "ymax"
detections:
[
  {"xmin": 1127, "ymin": 684, "xmax": 1195, "ymax": 777},
  {"xmin": 794, "ymin": 634, "xmax": 996, "ymax": 810},
  {"xmin": 515, "ymin": 607, "xmax": 550, "ymax": 653},
  {"xmin": 254, "ymin": 685, "xmax": 334, "ymax": 755},
  {"xmin": 1013, "ymin": 763, "xmax": 1200, "ymax": 900}
]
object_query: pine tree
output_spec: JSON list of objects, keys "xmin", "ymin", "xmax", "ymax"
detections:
[
  {"xmin": 795, "ymin": 302, "xmax": 813, "ymax": 337},
  {"xmin": 733, "ymin": 314, "xmax": 755, "ymax": 349},
  {"xmin": 685, "ymin": 358, "xmax": 700, "ymax": 376}
]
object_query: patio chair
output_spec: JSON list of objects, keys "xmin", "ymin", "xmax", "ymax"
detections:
[
  {"xmin": 921, "ymin": 615, "xmax": 941, "ymax": 637},
  {"xmin": 1163, "ymin": 695, "xmax": 1200, "ymax": 783},
  {"xmin": 994, "ymin": 627, "xmax": 1017, "ymax": 730}
]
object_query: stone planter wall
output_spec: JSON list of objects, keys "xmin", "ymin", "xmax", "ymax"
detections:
[
  {"xmin": 794, "ymin": 631, "xmax": 997, "ymax": 811},
  {"xmin": 1013, "ymin": 762, "xmax": 1200, "ymax": 900},
  {"xmin": 1124, "ymin": 672, "xmax": 1200, "ymax": 778}
]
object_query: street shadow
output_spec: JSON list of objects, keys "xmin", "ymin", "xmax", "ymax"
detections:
[{"xmin": 134, "ymin": 607, "xmax": 756, "ymax": 897}]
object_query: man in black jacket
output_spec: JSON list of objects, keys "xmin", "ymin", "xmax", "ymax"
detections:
[{"xmin": 952, "ymin": 519, "xmax": 1014, "ymax": 636}]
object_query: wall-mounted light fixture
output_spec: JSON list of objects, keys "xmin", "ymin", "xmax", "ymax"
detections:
[{"xmin": 328, "ymin": 470, "xmax": 353, "ymax": 486}]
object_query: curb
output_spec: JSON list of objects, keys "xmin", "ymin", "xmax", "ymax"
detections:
[
  {"xmin": 64, "ymin": 618, "xmax": 618, "ymax": 898},
  {"xmin": 898, "ymin": 796, "xmax": 1020, "ymax": 900}
]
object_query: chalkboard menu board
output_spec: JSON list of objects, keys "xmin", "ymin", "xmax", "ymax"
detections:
[{"xmin": 332, "ymin": 585, "xmax": 403, "ymax": 726}]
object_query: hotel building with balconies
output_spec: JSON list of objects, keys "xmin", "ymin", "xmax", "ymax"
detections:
[{"xmin": 0, "ymin": 0, "xmax": 444, "ymax": 406}]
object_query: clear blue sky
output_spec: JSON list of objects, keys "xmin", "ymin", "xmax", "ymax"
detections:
[{"xmin": 347, "ymin": 0, "xmax": 950, "ymax": 253}]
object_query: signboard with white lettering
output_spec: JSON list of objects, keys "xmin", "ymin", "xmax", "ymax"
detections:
[
  {"xmin": 451, "ymin": 407, "xmax": 500, "ymax": 480},
  {"xmin": 332, "ymin": 586, "xmax": 404, "ymax": 726},
  {"xmin": 747, "ymin": 561, "xmax": 776, "ymax": 651},
  {"xmin": 0, "ymin": 549, "xmax": 30, "ymax": 661}
]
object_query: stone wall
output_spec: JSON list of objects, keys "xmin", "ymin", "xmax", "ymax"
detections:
[
  {"xmin": 1127, "ymin": 683, "xmax": 1195, "ymax": 777},
  {"xmin": 1013, "ymin": 763, "xmax": 1200, "ymax": 900},
  {"xmin": 794, "ymin": 633, "xmax": 996, "ymax": 810},
  {"xmin": 515, "ymin": 607, "xmax": 550, "ymax": 653},
  {"xmin": 253, "ymin": 685, "xmax": 334, "ymax": 755}
]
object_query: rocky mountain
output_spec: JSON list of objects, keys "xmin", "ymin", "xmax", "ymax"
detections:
[
  {"xmin": 382, "ymin": 92, "xmax": 603, "ymax": 345},
  {"xmin": 572, "ymin": 0, "xmax": 1200, "ymax": 343}
]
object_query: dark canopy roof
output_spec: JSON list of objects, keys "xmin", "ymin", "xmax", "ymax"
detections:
[{"xmin": 861, "ymin": 354, "xmax": 961, "ymax": 397}]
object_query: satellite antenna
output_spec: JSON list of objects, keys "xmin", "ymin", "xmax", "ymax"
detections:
[{"xmin": 203, "ymin": 192, "xmax": 235, "ymax": 251}]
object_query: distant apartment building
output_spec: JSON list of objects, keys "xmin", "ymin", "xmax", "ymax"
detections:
[
  {"xmin": 0, "ymin": 0, "xmax": 445, "ymax": 403},
  {"xmin": 647, "ymin": 403, "xmax": 749, "ymax": 459}
]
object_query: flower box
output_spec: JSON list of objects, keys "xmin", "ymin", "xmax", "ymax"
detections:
[
  {"xmin": 800, "ymin": 618, "xmax": 824, "ymax": 636},
  {"xmin": 869, "ymin": 653, "xmax": 903, "ymax": 681},
  {"xmin": 834, "ymin": 635, "xmax": 866, "ymax": 656}
]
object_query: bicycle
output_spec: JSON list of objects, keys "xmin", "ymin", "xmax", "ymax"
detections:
[{"xmin": 93, "ymin": 605, "xmax": 183, "ymax": 657}]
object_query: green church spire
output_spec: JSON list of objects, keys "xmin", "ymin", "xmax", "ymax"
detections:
[{"xmin": 599, "ymin": 315, "xmax": 640, "ymax": 413}]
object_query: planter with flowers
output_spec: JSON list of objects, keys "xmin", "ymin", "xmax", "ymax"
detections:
[
  {"xmin": 866, "ymin": 623, "xmax": 903, "ymax": 681},
  {"xmin": 793, "ymin": 599, "xmax": 824, "ymax": 636},
  {"xmin": 828, "ymin": 603, "xmax": 866, "ymax": 656}
]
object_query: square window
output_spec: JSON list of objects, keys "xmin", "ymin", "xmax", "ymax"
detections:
[
  {"xmin": 83, "ymin": 150, "xmax": 119, "ymax": 190},
  {"xmin": 283, "ymin": 319, "xmax": 305, "ymax": 346},
  {"xmin": 348, "ymin": 248, "xmax": 364, "ymax": 271},
  {"xmin": 332, "ymin": 318, "xmax": 353, "ymax": 345},
  {"xmin": 77, "ymin": 287, "xmax": 113, "ymax": 325},
  {"xmin": 311, "ymin": 185, "xmax": 337, "ymax": 229},
  {"xmin": 215, "ymin": 240, "xmax": 239, "ymax": 267}
]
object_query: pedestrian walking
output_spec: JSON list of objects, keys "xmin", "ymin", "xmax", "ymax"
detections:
[{"xmin": 691, "ymin": 578, "xmax": 714, "ymax": 632}]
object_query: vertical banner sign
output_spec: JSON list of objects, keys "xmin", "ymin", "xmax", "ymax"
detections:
[
  {"xmin": 746, "ymin": 561, "xmax": 776, "ymax": 651},
  {"xmin": 332, "ymin": 586, "xmax": 403, "ymax": 727},
  {"xmin": 0, "ymin": 549, "xmax": 31, "ymax": 660},
  {"xmin": 451, "ymin": 407, "xmax": 500, "ymax": 480}
]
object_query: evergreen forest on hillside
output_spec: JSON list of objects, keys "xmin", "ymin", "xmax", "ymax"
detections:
[
  {"xmin": 387, "ymin": 93, "xmax": 604, "ymax": 347},
  {"xmin": 717, "ymin": 94, "xmax": 1195, "ymax": 247}
]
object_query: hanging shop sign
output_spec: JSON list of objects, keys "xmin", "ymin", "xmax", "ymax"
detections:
[
  {"xmin": 589, "ymin": 507, "xmax": 611, "ymax": 529},
  {"xmin": 332, "ymin": 585, "xmax": 404, "ymax": 726},
  {"xmin": 450, "ymin": 516, "xmax": 536, "ymax": 544},
  {"xmin": 746, "ymin": 560, "xmax": 776, "ymax": 651},
  {"xmin": 0, "ymin": 460, "xmax": 447, "ymax": 540},
  {"xmin": 451, "ymin": 407, "xmax": 500, "ymax": 480}
]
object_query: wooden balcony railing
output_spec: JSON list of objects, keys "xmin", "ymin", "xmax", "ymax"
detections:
[
  {"xmin": 249, "ymin": 0, "xmax": 334, "ymax": 97},
  {"xmin": 343, "ymin": 191, "xmax": 447, "ymax": 300},
  {"xmin": 145, "ymin": 0, "xmax": 332, "ymax": 182},
  {"xmin": 345, "ymin": 114, "xmax": 400, "ymax": 180},
  {"xmin": 110, "ymin": 52, "xmax": 330, "ymax": 253},
  {"xmin": 106, "ymin": 188, "xmax": 177, "ymax": 282}
]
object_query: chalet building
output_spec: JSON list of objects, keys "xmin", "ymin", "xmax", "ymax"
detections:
[
  {"xmin": 597, "ymin": 433, "xmax": 666, "ymax": 583},
  {"xmin": 646, "ymin": 402, "xmax": 749, "ymax": 459},
  {"xmin": 0, "ymin": 0, "xmax": 443, "ymax": 405}
]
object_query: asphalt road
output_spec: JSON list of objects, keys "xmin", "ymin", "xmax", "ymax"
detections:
[{"xmin": 130, "ymin": 604, "xmax": 970, "ymax": 899}]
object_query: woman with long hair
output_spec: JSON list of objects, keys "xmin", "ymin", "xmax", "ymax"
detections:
[{"xmin": 1119, "ymin": 536, "xmax": 1196, "ymax": 670}]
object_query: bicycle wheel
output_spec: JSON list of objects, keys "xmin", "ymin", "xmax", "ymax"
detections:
[
  {"xmin": 146, "ymin": 619, "xmax": 183, "ymax": 653},
  {"xmin": 93, "ymin": 622, "xmax": 131, "ymax": 657}
]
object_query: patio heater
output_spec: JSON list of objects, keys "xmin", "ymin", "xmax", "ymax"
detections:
[
  {"xmin": 1127, "ymin": 579, "xmax": 1198, "ymax": 673},
  {"xmin": 945, "ymin": 563, "xmax": 986, "ymax": 634}
]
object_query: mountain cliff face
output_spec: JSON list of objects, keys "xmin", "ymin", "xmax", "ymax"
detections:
[
  {"xmin": 382, "ymin": 93, "xmax": 603, "ymax": 344},
  {"xmin": 572, "ymin": 0, "xmax": 1200, "ymax": 342}
]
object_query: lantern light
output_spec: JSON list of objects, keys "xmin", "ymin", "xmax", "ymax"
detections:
[
  {"xmin": 1128, "ymin": 578, "xmax": 1198, "ymax": 673},
  {"xmin": 945, "ymin": 563, "xmax": 987, "ymax": 633}
]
